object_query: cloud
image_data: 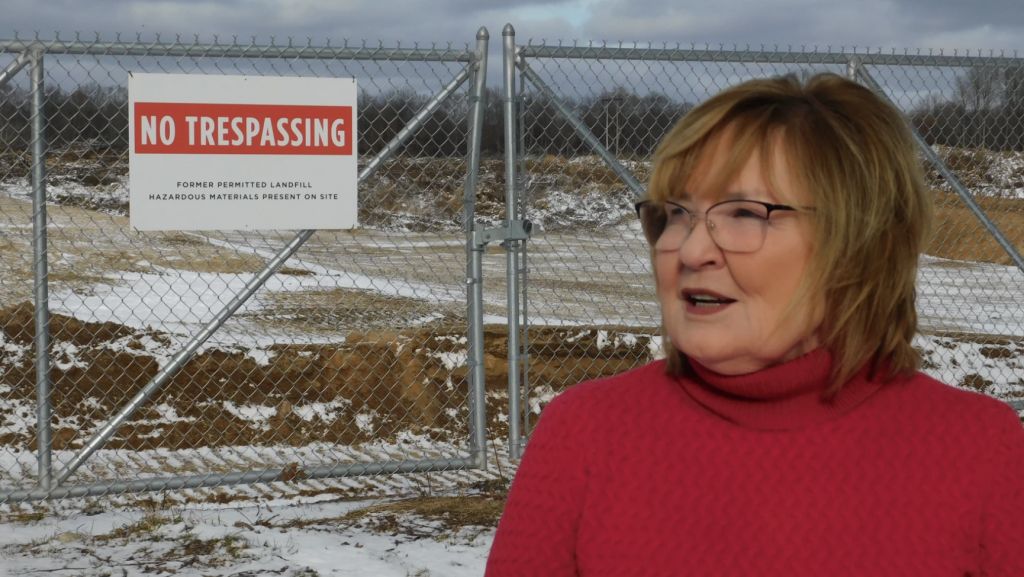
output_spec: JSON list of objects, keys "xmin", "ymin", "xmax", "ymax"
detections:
[
  {"xmin": 4, "ymin": 0, "xmax": 582, "ymax": 45},
  {"xmin": 576, "ymin": 0, "xmax": 901, "ymax": 48},
  {"xmin": 914, "ymin": 25, "xmax": 1024, "ymax": 56},
  {"xmin": 4, "ymin": 0, "xmax": 1024, "ymax": 59},
  {"xmin": 891, "ymin": 0, "xmax": 1024, "ymax": 31}
]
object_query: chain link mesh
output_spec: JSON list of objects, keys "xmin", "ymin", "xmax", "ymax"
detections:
[
  {"xmin": 0, "ymin": 34, "xmax": 500, "ymax": 500},
  {"xmin": 4, "ymin": 35, "xmax": 1024, "ymax": 499},
  {"xmin": 512, "ymin": 44, "xmax": 1024, "ymax": 437}
]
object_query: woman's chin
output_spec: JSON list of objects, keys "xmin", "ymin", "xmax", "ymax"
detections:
[
  {"xmin": 681, "ymin": 349, "xmax": 760, "ymax": 375},
  {"xmin": 682, "ymin": 338, "xmax": 819, "ymax": 375}
]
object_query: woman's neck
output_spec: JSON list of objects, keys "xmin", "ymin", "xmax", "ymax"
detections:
[{"xmin": 678, "ymin": 348, "xmax": 887, "ymax": 431}]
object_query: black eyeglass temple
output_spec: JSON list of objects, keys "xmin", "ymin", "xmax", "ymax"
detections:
[{"xmin": 635, "ymin": 199, "xmax": 803, "ymax": 213}]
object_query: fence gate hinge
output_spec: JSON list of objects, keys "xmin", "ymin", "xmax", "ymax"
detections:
[{"xmin": 472, "ymin": 219, "xmax": 535, "ymax": 247}]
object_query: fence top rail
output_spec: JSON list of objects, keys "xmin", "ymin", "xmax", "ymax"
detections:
[
  {"xmin": 518, "ymin": 44, "xmax": 1024, "ymax": 68},
  {"xmin": 0, "ymin": 37, "xmax": 477, "ymax": 62}
]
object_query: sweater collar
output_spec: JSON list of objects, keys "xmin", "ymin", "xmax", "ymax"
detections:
[{"xmin": 678, "ymin": 348, "xmax": 886, "ymax": 431}]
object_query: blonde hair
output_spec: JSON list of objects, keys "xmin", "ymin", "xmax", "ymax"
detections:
[{"xmin": 647, "ymin": 73, "xmax": 933, "ymax": 395}]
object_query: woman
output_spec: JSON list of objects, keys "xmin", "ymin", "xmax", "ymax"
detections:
[{"xmin": 485, "ymin": 73, "xmax": 1024, "ymax": 575}]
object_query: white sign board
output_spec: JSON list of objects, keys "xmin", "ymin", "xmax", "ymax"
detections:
[{"xmin": 129, "ymin": 74, "xmax": 357, "ymax": 230}]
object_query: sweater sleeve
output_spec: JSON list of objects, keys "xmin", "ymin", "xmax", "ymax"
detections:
[
  {"xmin": 980, "ymin": 405, "xmax": 1024, "ymax": 576},
  {"xmin": 485, "ymin": 388, "xmax": 593, "ymax": 577}
]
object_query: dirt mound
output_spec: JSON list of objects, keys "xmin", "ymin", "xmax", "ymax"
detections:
[
  {"xmin": 0, "ymin": 301, "xmax": 135, "ymax": 346},
  {"xmin": 0, "ymin": 303, "xmax": 657, "ymax": 454},
  {"xmin": 928, "ymin": 190, "xmax": 1024, "ymax": 264}
]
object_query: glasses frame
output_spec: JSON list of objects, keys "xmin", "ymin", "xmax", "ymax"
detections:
[{"xmin": 634, "ymin": 198, "xmax": 806, "ymax": 253}]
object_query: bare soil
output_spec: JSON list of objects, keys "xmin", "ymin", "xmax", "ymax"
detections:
[
  {"xmin": 0, "ymin": 302, "xmax": 656, "ymax": 455},
  {"xmin": 928, "ymin": 190, "xmax": 1024, "ymax": 264}
]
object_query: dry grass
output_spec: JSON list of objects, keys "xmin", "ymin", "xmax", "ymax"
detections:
[
  {"xmin": 928, "ymin": 189, "xmax": 1024, "ymax": 264},
  {"xmin": 358, "ymin": 156, "xmax": 484, "ymax": 231},
  {"xmin": 1, "ymin": 512, "xmax": 46, "ymax": 523},
  {"xmin": 0, "ymin": 194, "xmax": 268, "ymax": 306},
  {"xmin": 95, "ymin": 511, "xmax": 182, "ymax": 542},
  {"xmin": 248, "ymin": 286, "xmax": 464, "ymax": 334},
  {"xmin": 921, "ymin": 329, "xmax": 1024, "ymax": 346},
  {"xmin": 13, "ymin": 507, "xmax": 262, "ymax": 573},
  {"xmin": 525, "ymin": 155, "xmax": 653, "ymax": 192},
  {"xmin": 278, "ymin": 494, "xmax": 507, "ymax": 538},
  {"xmin": 352, "ymin": 496, "xmax": 506, "ymax": 532}
]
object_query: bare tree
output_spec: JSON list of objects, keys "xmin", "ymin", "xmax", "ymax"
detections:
[
  {"xmin": 1004, "ymin": 67, "xmax": 1024, "ymax": 110},
  {"xmin": 954, "ymin": 66, "xmax": 1002, "ymax": 148}
]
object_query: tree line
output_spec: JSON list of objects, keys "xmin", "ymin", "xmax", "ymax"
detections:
[
  {"xmin": 912, "ymin": 67, "xmax": 1024, "ymax": 150},
  {"xmin": 0, "ymin": 82, "xmax": 691, "ymax": 157},
  {"xmin": 3, "ymin": 69, "xmax": 1024, "ymax": 156},
  {"xmin": 0, "ymin": 83, "xmax": 129, "ymax": 150}
]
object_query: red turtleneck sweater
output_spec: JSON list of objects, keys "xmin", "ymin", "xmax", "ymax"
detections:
[{"xmin": 485, "ymin": 350, "xmax": 1024, "ymax": 576}]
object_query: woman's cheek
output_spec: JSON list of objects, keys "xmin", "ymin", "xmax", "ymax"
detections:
[{"xmin": 655, "ymin": 254, "xmax": 678, "ymax": 296}]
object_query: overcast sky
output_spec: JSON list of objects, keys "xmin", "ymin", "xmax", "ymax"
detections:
[
  {"xmin": 4, "ymin": 0, "xmax": 1022, "ymax": 108},
  {"xmin": 6, "ymin": 0, "xmax": 1024, "ymax": 55}
]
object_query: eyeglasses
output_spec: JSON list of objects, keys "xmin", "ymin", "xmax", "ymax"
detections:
[{"xmin": 634, "ymin": 199, "xmax": 807, "ymax": 253}]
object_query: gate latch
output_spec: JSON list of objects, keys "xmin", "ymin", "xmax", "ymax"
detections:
[{"xmin": 473, "ymin": 219, "xmax": 534, "ymax": 247}]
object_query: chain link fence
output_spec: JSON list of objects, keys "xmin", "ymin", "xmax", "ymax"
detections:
[
  {"xmin": 5, "ymin": 25, "xmax": 1024, "ymax": 500},
  {"xmin": 502, "ymin": 28, "xmax": 1024, "ymax": 456},
  {"xmin": 0, "ymin": 30, "xmax": 500, "ymax": 502}
]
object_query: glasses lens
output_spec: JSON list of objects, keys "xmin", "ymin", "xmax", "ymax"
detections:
[
  {"xmin": 638, "ymin": 201, "xmax": 691, "ymax": 251},
  {"xmin": 637, "ymin": 201, "xmax": 666, "ymax": 246},
  {"xmin": 707, "ymin": 201, "xmax": 770, "ymax": 253}
]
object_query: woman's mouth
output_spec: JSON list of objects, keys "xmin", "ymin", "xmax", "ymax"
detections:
[
  {"xmin": 687, "ymin": 294, "xmax": 736, "ymax": 307},
  {"xmin": 682, "ymin": 291, "xmax": 737, "ymax": 314}
]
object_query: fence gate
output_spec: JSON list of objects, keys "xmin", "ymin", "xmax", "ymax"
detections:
[
  {"xmin": 0, "ymin": 28, "xmax": 494, "ymax": 502},
  {"xmin": 501, "ymin": 26, "xmax": 1024, "ymax": 457}
]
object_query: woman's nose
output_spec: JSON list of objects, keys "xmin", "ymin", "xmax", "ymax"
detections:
[{"xmin": 677, "ymin": 214, "xmax": 722, "ymax": 269}]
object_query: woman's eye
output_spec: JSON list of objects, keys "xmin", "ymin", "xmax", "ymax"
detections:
[
  {"xmin": 729, "ymin": 208, "xmax": 766, "ymax": 219},
  {"xmin": 666, "ymin": 206, "xmax": 688, "ymax": 222}
]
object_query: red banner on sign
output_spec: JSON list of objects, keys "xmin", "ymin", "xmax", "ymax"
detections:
[{"xmin": 133, "ymin": 102, "xmax": 353, "ymax": 155}]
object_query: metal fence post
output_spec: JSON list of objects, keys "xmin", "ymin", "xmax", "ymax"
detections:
[
  {"xmin": 846, "ymin": 55, "xmax": 859, "ymax": 81},
  {"xmin": 29, "ymin": 49, "xmax": 53, "ymax": 491},
  {"xmin": 502, "ymin": 24, "xmax": 525, "ymax": 460},
  {"xmin": 464, "ymin": 27, "xmax": 490, "ymax": 470},
  {"xmin": 517, "ymin": 59, "xmax": 532, "ymax": 449},
  {"xmin": 852, "ymin": 60, "xmax": 1024, "ymax": 275}
]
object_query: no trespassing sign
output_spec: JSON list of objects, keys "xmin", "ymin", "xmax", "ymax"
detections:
[{"xmin": 128, "ymin": 74, "xmax": 358, "ymax": 231}]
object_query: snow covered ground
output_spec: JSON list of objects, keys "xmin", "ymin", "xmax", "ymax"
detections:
[
  {"xmin": 3, "ymin": 152, "xmax": 1024, "ymax": 575},
  {"xmin": 0, "ymin": 450, "xmax": 514, "ymax": 576},
  {"xmin": 0, "ymin": 493, "xmax": 501, "ymax": 576}
]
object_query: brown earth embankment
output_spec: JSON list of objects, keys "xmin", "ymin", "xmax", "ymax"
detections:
[
  {"xmin": 929, "ymin": 190, "xmax": 1024, "ymax": 264},
  {"xmin": 0, "ymin": 303, "xmax": 656, "ymax": 453}
]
